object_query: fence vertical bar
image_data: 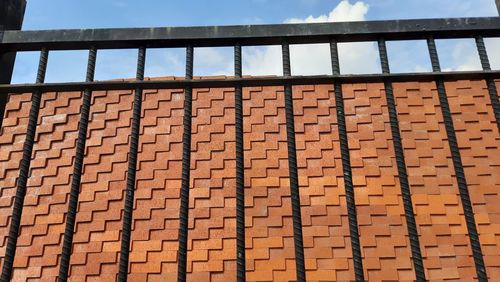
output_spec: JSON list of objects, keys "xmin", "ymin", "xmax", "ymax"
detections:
[
  {"xmin": 475, "ymin": 36, "xmax": 500, "ymax": 134},
  {"xmin": 427, "ymin": 36, "xmax": 488, "ymax": 282},
  {"xmin": 377, "ymin": 38, "xmax": 426, "ymax": 281},
  {"xmin": 234, "ymin": 43, "xmax": 246, "ymax": 282},
  {"xmin": 58, "ymin": 46, "xmax": 97, "ymax": 282},
  {"xmin": 0, "ymin": 48, "xmax": 48, "ymax": 282},
  {"xmin": 117, "ymin": 46, "xmax": 146, "ymax": 282},
  {"xmin": 329, "ymin": 39, "xmax": 365, "ymax": 281},
  {"xmin": 282, "ymin": 41, "xmax": 306, "ymax": 282},
  {"xmin": 177, "ymin": 45, "xmax": 194, "ymax": 282}
]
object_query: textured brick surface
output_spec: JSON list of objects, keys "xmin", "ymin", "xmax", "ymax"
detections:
[
  {"xmin": 69, "ymin": 89, "xmax": 133, "ymax": 281},
  {"xmin": 16, "ymin": 91, "xmax": 82, "ymax": 282},
  {"xmin": 394, "ymin": 82, "xmax": 476, "ymax": 281},
  {"xmin": 446, "ymin": 80, "xmax": 500, "ymax": 280},
  {"xmin": 0, "ymin": 93, "xmax": 33, "ymax": 279},
  {"xmin": 343, "ymin": 83, "xmax": 414, "ymax": 281},
  {"xmin": 0, "ymin": 80, "xmax": 499, "ymax": 281},
  {"xmin": 293, "ymin": 85, "xmax": 354, "ymax": 281},
  {"xmin": 187, "ymin": 87, "xmax": 237, "ymax": 281},
  {"xmin": 128, "ymin": 87, "xmax": 184, "ymax": 281},
  {"xmin": 244, "ymin": 86, "xmax": 296, "ymax": 282}
]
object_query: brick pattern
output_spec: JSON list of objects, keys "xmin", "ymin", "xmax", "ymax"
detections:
[
  {"xmin": 446, "ymin": 80, "xmax": 500, "ymax": 280},
  {"xmin": 0, "ymin": 93, "xmax": 33, "ymax": 277},
  {"xmin": 244, "ymin": 86, "xmax": 296, "ymax": 282},
  {"xmin": 69, "ymin": 89, "xmax": 133, "ymax": 281},
  {"xmin": 187, "ymin": 87, "xmax": 237, "ymax": 281},
  {"xmin": 393, "ymin": 82, "xmax": 476, "ymax": 280},
  {"xmin": 0, "ymin": 81, "xmax": 500, "ymax": 281},
  {"xmin": 128, "ymin": 87, "xmax": 184, "ymax": 281},
  {"xmin": 293, "ymin": 85, "xmax": 354, "ymax": 281},
  {"xmin": 343, "ymin": 83, "xmax": 415, "ymax": 281},
  {"xmin": 15, "ymin": 91, "xmax": 83, "ymax": 281}
]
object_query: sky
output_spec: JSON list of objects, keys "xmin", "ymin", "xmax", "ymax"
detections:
[{"xmin": 10, "ymin": 0, "xmax": 500, "ymax": 83}]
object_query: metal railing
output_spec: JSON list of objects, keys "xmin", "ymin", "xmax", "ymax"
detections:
[{"xmin": 0, "ymin": 13, "xmax": 499, "ymax": 282}]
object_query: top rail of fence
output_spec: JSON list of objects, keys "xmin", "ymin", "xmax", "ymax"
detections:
[{"xmin": 1, "ymin": 17, "xmax": 499, "ymax": 51}]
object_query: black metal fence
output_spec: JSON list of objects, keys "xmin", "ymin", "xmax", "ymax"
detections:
[{"xmin": 0, "ymin": 10, "xmax": 499, "ymax": 282}]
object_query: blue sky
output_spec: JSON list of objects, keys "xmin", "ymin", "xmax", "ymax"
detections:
[{"xmin": 11, "ymin": 0, "xmax": 500, "ymax": 83}]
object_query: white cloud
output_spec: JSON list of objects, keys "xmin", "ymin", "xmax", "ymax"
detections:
[
  {"xmin": 170, "ymin": 0, "xmax": 375, "ymax": 77},
  {"xmin": 239, "ymin": 0, "xmax": 500, "ymax": 76},
  {"xmin": 242, "ymin": 0, "xmax": 379, "ymax": 76},
  {"xmin": 285, "ymin": 0, "xmax": 368, "ymax": 23},
  {"xmin": 243, "ymin": 46, "xmax": 283, "ymax": 76},
  {"xmin": 129, "ymin": 0, "xmax": 378, "ymax": 78}
]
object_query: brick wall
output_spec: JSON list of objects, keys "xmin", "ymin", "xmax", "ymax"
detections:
[{"xmin": 0, "ymin": 79, "xmax": 499, "ymax": 281}]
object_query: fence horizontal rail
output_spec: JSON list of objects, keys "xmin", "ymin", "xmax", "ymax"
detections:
[
  {"xmin": 1, "ymin": 17, "xmax": 499, "ymax": 51},
  {"xmin": 0, "ymin": 70, "xmax": 499, "ymax": 94}
]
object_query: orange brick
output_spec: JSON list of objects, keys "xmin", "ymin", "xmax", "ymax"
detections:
[
  {"xmin": 344, "ymin": 83, "xmax": 414, "ymax": 281},
  {"xmin": 1, "ymin": 80, "xmax": 499, "ymax": 281},
  {"xmin": 394, "ymin": 81, "xmax": 476, "ymax": 280}
]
